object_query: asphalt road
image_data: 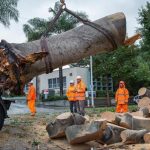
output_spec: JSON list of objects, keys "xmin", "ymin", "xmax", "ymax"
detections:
[{"xmin": 8, "ymin": 103, "xmax": 67, "ymax": 115}]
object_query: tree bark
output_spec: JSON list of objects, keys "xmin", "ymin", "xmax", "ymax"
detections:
[
  {"xmin": 121, "ymin": 129, "xmax": 148, "ymax": 144},
  {"xmin": 139, "ymin": 107, "xmax": 150, "ymax": 118},
  {"xmin": 97, "ymin": 123, "xmax": 126, "ymax": 145},
  {"xmin": 119, "ymin": 113, "xmax": 133, "ymax": 129},
  {"xmin": 0, "ymin": 13, "xmax": 126, "ymax": 94},
  {"xmin": 12, "ymin": 12, "xmax": 126, "ymax": 82}
]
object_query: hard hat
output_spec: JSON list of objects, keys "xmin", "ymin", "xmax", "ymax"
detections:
[
  {"xmin": 76, "ymin": 76, "xmax": 82, "ymax": 79},
  {"xmin": 70, "ymin": 80, "xmax": 74, "ymax": 84},
  {"xmin": 29, "ymin": 80, "xmax": 34, "ymax": 84}
]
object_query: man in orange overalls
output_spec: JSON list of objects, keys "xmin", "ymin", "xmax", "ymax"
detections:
[
  {"xmin": 115, "ymin": 81, "xmax": 129, "ymax": 113},
  {"xmin": 75, "ymin": 76, "xmax": 86, "ymax": 116},
  {"xmin": 27, "ymin": 81, "xmax": 36, "ymax": 116},
  {"xmin": 66, "ymin": 80, "xmax": 77, "ymax": 113}
]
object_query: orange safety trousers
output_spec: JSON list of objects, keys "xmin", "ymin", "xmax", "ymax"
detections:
[
  {"xmin": 116, "ymin": 104, "xmax": 128, "ymax": 113},
  {"xmin": 28, "ymin": 100, "xmax": 36, "ymax": 114}
]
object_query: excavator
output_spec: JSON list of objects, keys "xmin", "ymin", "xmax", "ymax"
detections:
[{"xmin": 0, "ymin": 0, "xmax": 140, "ymax": 130}]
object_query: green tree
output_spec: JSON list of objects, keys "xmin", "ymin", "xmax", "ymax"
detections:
[
  {"xmin": 23, "ymin": 1, "xmax": 88, "ymax": 96},
  {"xmin": 0, "ymin": 0, "xmax": 19, "ymax": 26},
  {"xmin": 138, "ymin": 2, "xmax": 150, "ymax": 66}
]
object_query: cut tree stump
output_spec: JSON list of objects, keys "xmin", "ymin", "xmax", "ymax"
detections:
[
  {"xmin": 65, "ymin": 119, "xmax": 107, "ymax": 144},
  {"xmin": 139, "ymin": 107, "xmax": 150, "ymax": 118},
  {"xmin": 144, "ymin": 132, "xmax": 150, "ymax": 143},
  {"xmin": 138, "ymin": 87, "xmax": 150, "ymax": 98},
  {"xmin": 121, "ymin": 129, "xmax": 148, "ymax": 144},
  {"xmin": 46, "ymin": 112, "xmax": 86, "ymax": 139},
  {"xmin": 119, "ymin": 113, "xmax": 133, "ymax": 129},
  {"xmin": 100, "ymin": 111, "xmax": 115, "ymax": 123},
  {"xmin": 97, "ymin": 123, "xmax": 126, "ymax": 144},
  {"xmin": 138, "ymin": 97, "xmax": 150, "ymax": 111}
]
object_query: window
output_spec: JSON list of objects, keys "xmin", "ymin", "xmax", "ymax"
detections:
[
  {"xmin": 48, "ymin": 79, "xmax": 52, "ymax": 88},
  {"xmin": 53, "ymin": 78, "xmax": 56, "ymax": 88},
  {"xmin": 57, "ymin": 78, "xmax": 60, "ymax": 88},
  {"xmin": 48, "ymin": 77, "xmax": 67, "ymax": 89}
]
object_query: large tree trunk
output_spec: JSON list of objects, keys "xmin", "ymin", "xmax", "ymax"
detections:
[{"xmin": 0, "ymin": 12, "xmax": 126, "ymax": 94}]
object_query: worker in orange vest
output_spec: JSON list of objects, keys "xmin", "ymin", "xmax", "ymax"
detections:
[
  {"xmin": 75, "ymin": 76, "xmax": 86, "ymax": 116},
  {"xmin": 115, "ymin": 81, "xmax": 129, "ymax": 113},
  {"xmin": 66, "ymin": 80, "xmax": 77, "ymax": 113},
  {"xmin": 27, "ymin": 81, "xmax": 36, "ymax": 116}
]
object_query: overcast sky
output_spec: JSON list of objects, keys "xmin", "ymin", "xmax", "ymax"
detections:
[{"xmin": 0, "ymin": 0, "xmax": 149, "ymax": 43}]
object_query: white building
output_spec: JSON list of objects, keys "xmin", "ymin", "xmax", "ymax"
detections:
[{"xmin": 35, "ymin": 67, "xmax": 90, "ymax": 95}]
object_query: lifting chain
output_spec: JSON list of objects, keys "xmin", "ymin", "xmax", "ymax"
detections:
[{"xmin": 41, "ymin": 0, "xmax": 117, "ymax": 74}]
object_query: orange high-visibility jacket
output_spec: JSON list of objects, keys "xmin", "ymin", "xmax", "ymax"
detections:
[
  {"xmin": 27, "ymin": 85, "xmax": 36, "ymax": 101},
  {"xmin": 115, "ymin": 88, "xmax": 129, "ymax": 104},
  {"xmin": 75, "ymin": 81, "xmax": 86, "ymax": 101},
  {"xmin": 66, "ymin": 85, "xmax": 76, "ymax": 101}
]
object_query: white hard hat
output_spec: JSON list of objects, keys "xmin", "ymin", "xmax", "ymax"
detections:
[
  {"xmin": 70, "ymin": 80, "xmax": 74, "ymax": 84},
  {"xmin": 29, "ymin": 80, "xmax": 34, "ymax": 84},
  {"xmin": 76, "ymin": 76, "xmax": 82, "ymax": 79}
]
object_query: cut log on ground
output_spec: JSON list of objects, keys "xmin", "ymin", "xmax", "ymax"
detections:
[
  {"xmin": 138, "ymin": 87, "xmax": 150, "ymax": 98},
  {"xmin": 65, "ymin": 119, "xmax": 107, "ymax": 144},
  {"xmin": 114, "ymin": 114, "xmax": 123, "ymax": 125},
  {"xmin": 121, "ymin": 129, "xmax": 148, "ymax": 144},
  {"xmin": 138, "ymin": 97, "xmax": 150, "ymax": 111},
  {"xmin": 131, "ymin": 111, "xmax": 143, "ymax": 117},
  {"xmin": 144, "ymin": 132, "xmax": 150, "ymax": 143},
  {"xmin": 97, "ymin": 123, "xmax": 126, "ymax": 144},
  {"xmin": 0, "ymin": 12, "xmax": 126, "ymax": 94},
  {"xmin": 139, "ymin": 107, "xmax": 150, "ymax": 118},
  {"xmin": 119, "ymin": 113, "xmax": 133, "ymax": 129},
  {"xmin": 132, "ymin": 116, "xmax": 150, "ymax": 130},
  {"xmin": 100, "ymin": 111, "xmax": 116, "ymax": 123},
  {"xmin": 46, "ymin": 112, "xmax": 86, "ymax": 139}
]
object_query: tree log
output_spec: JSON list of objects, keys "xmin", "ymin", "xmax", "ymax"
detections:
[
  {"xmin": 119, "ymin": 113, "xmax": 133, "ymax": 129},
  {"xmin": 121, "ymin": 129, "xmax": 148, "ymax": 144},
  {"xmin": 97, "ymin": 123, "xmax": 126, "ymax": 144},
  {"xmin": 144, "ymin": 132, "xmax": 150, "ymax": 143},
  {"xmin": 138, "ymin": 97, "xmax": 150, "ymax": 111},
  {"xmin": 114, "ymin": 114, "xmax": 123, "ymax": 125},
  {"xmin": 46, "ymin": 112, "xmax": 86, "ymax": 139},
  {"xmin": 132, "ymin": 116, "xmax": 150, "ymax": 130},
  {"xmin": 139, "ymin": 107, "xmax": 150, "ymax": 118},
  {"xmin": 65, "ymin": 120, "xmax": 107, "ymax": 144},
  {"xmin": 0, "ymin": 12, "xmax": 126, "ymax": 94},
  {"xmin": 100, "ymin": 111, "xmax": 116, "ymax": 123},
  {"xmin": 138, "ymin": 87, "xmax": 150, "ymax": 98}
]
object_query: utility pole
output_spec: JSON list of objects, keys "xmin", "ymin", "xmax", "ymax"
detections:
[{"xmin": 90, "ymin": 56, "xmax": 94, "ymax": 107}]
